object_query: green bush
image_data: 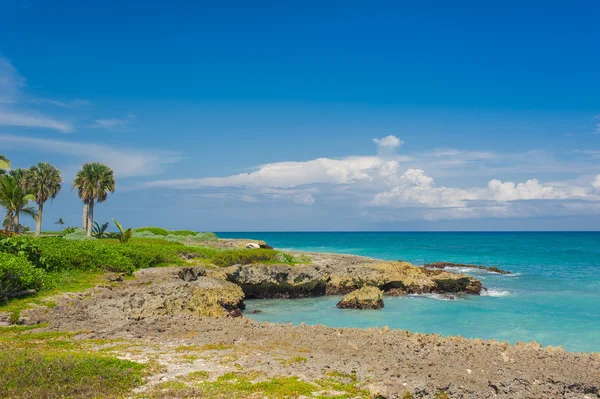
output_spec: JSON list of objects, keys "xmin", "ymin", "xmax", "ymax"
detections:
[
  {"xmin": 133, "ymin": 227, "xmax": 170, "ymax": 236},
  {"xmin": 0, "ymin": 253, "xmax": 47, "ymax": 301},
  {"xmin": 212, "ymin": 249, "xmax": 294, "ymax": 267},
  {"xmin": 0, "ymin": 237, "xmax": 46, "ymax": 269},
  {"xmin": 34, "ymin": 238, "xmax": 135, "ymax": 274},
  {"xmin": 171, "ymin": 230, "xmax": 197, "ymax": 236},
  {"xmin": 61, "ymin": 227, "xmax": 77, "ymax": 235},
  {"xmin": 63, "ymin": 229, "xmax": 95, "ymax": 241}
]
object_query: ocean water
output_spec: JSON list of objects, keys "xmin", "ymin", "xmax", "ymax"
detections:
[{"xmin": 217, "ymin": 232, "xmax": 600, "ymax": 353}]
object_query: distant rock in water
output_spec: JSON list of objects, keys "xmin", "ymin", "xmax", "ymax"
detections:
[
  {"xmin": 336, "ymin": 286, "xmax": 384, "ymax": 310},
  {"xmin": 424, "ymin": 262, "xmax": 511, "ymax": 275}
]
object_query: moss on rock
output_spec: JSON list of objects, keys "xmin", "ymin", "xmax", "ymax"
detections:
[{"xmin": 337, "ymin": 286, "xmax": 384, "ymax": 310}]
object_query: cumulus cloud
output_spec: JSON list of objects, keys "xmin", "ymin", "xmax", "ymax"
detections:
[
  {"xmin": 373, "ymin": 135, "xmax": 403, "ymax": 154},
  {"xmin": 144, "ymin": 156, "xmax": 400, "ymax": 189},
  {"xmin": 0, "ymin": 134, "xmax": 180, "ymax": 178},
  {"xmin": 140, "ymin": 135, "xmax": 600, "ymax": 216},
  {"xmin": 372, "ymin": 170, "xmax": 591, "ymax": 211}
]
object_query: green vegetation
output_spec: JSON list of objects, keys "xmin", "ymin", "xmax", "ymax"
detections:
[
  {"xmin": 133, "ymin": 227, "xmax": 218, "ymax": 243},
  {"xmin": 134, "ymin": 226, "xmax": 170, "ymax": 235},
  {"xmin": 212, "ymin": 248, "xmax": 301, "ymax": 267},
  {"xmin": 0, "ymin": 326, "xmax": 147, "ymax": 399},
  {"xmin": 113, "ymin": 218, "xmax": 133, "ymax": 243},
  {"xmin": 92, "ymin": 221, "xmax": 110, "ymax": 238},
  {"xmin": 144, "ymin": 371, "xmax": 370, "ymax": 399},
  {"xmin": 73, "ymin": 162, "xmax": 116, "ymax": 237},
  {"xmin": 0, "ymin": 155, "xmax": 9, "ymax": 174},
  {"xmin": 55, "ymin": 217, "xmax": 65, "ymax": 229},
  {"xmin": 0, "ymin": 253, "xmax": 47, "ymax": 301},
  {"xmin": 24, "ymin": 162, "xmax": 63, "ymax": 237},
  {"xmin": 0, "ymin": 270, "xmax": 103, "ymax": 315},
  {"xmin": 0, "ymin": 171, "xmax": 37, "ymax": 232}
]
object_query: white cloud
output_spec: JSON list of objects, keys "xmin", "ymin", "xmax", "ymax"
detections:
[
  {"xmin": 0, "ymin": 56, "xmax": 75, "ymax": 133},
  {"xmin": 372, "ymin": 170, "xmax": 592, "ymax": 211},
  {"xmin": 0, "ymin": 110, "xmax": 74, "ymax": 133},
  {"xmin": 91, "ymin": 113, "xmax": 135, "ymax": 130},
  {"xmin": 140, "ymin": 135, "xmax": 600, "ymax": 217},
  {"xmin": 0, "ymin": 134, "xmax": 180, "ymax": 178},
  {"xmin": 143, "ymin": 156, "xmax": 399, "ymax": 189},
  {"xmin": 0, "ymin": 57, "xmax": 24, "ymax": 104},
  {"xmin": 593, "ymin": 175, "xmax": 600, "ymax": 190},
  {"xmin": 373, "ymin": 135, "xmax": 403, "ymax": 154}
]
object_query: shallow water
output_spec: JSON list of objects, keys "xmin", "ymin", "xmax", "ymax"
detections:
[{"xmin": 218, "ymin": 232, "xmax": 600, "ymax": 353}]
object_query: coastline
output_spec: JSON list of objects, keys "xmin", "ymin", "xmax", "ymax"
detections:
[{"xmin": 13, "ymin": 238, "xmax": 600, "ymax": 398}]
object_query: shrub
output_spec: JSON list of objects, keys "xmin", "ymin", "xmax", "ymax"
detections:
[
  {"xmin": 35, "ymin": 238, "xmax": 135, "ymax": 274},
  {"xmin": 132, "ymin": 230, "xmax": 217, "ymax": 244},
  {"xmin": 171, "ymin": 230, "xmax": 198, "ymax": 236},
  {"xmin": 133, "ymin": 227, "xmax": 170, "ymax": 236},
  {"xmin": 194, "ymin": 232, "xmax": 218, "ymax": 241},
  {"xmin": 63, "ymin": 229, "xmax": 95, "ymax": 241},
  {"xmin": 0, "ymin": 253, "xmax": 47, "ymax": 301},
  {"xmin": 61, "ymin": 227, "xmax": 77, "ymax": 235},
  {"xmin": 0, "ymin": 230, "xmax": 15, "ymax": 239},
  {"xmin": 0, "ymin": 236, "xmax": 46, "ymax": 268},
  {"xmin": 212, "ymin": 249, "xmax": 294, "ymax": 267}
]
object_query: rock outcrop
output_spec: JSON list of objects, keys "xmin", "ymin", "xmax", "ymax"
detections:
[
  {"xmin": 217, "ymin": 264, "xmax": 326, "ymax": 298},
  {"xmin": 336, "ymin": 286, "xmax": 384, "ymax": 309},
  {"xmin": 211, "ymin": 252, "xmax": 482, "ymax": 298},
  {"xmin": 424, "ymin": 261, "xmax": 511, "ymax": 275}
]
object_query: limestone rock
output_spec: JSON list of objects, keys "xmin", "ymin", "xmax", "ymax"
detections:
[
  {"xmin": 219, "ymin": 264, "xmax": 326, "ymax": 298},
  {"xmin": 337, "ymin": 286, "xmax": 384, "ymax": 309}
]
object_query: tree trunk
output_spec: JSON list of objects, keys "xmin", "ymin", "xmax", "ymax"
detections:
[
  {"xmin": 82, "ymin": 202, "xmax": 88, "ymax": 231},
  {"xmin": 36, "ymin": 203, "xmax": 43, "ymax": 236},
  {"xmin": 86, "ymin": 200, "xmax": 94, "ymax": 237},
  {"xmin": 12, "ymin": 213, "xmax": 19, "ymax": 233}
]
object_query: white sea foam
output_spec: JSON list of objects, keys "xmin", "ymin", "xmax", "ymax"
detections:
[
  {"xmin": 441, "ymin": 266, "xmax": 517, "ymax": 276},
  {"xmin": 481, "ymin": 288, "xmax": 511, "ymax": 297},
  {"xmin": 504, "ymin": 272, "xmax": 522, "ymax": 277}
]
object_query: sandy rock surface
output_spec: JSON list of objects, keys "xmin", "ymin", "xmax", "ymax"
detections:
[{"xmin": 22, "ymin": 265, "xmax": 600, "ymax": 399}]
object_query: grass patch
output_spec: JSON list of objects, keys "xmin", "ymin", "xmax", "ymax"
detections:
[
  {"xmin": 0, "ymin": 349, "xmax": 145, "ymax": 398},
  {"xmin": 212, "ymin": 248, "xmax": 303, "ymax": 267},
  {"xmin": 144, "ymin": 371, "xmax": 370, "ymax": 398},
  {"xmin": 0, "ymin": 326, "xmax": 147, "ymax": 399},
  {"xmin": 0, "ymin": 270, "xmax": 104, "ymax": 316}
]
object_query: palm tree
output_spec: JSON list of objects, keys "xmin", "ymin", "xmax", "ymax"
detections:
[
  {"xmin": 0, "ymin": 155, "xmax": 9, "ymax": 175},
  {"xmin": 25, "ymin": 162, "xmax": 63, "ymax": 236},
  {"xmin": 73, "ymin": 163, "xmax": 116, "ymax": 237},
  {"xmin": 0, "ymin": 173, "xmax": 37, "ymax": 232},
  {"xmin": 55, "ymin": 218, "xmax": 65, "ymax": 229}
]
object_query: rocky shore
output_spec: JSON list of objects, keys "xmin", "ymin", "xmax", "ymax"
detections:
[
  {"xmin": 207, "ymin": 251, "xmax": 482, "ymax": 299},
  {"xmin": 15, "ymin": 241, "xmax": 600, "ymax": 398}
]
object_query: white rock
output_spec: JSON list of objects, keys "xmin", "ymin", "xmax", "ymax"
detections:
[{"xmin": 245, "ymin": 242, "xmax": 261, "ymax": 249}]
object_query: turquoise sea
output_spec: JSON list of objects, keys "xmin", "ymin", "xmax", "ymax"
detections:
[{"xmin": 217, "ymin": 232, "xmax": 600, "ymax": 353}]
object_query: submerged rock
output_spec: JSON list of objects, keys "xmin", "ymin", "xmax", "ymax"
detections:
[
  {"xmin": 337, "ymin": 286, "xmax": 384, "ymax": 309},
  {"xmin": 424, "ymin": 261, "xmax": 511, "ymax": 275}
]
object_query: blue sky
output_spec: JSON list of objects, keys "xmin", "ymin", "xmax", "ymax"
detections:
[{"xmin": 1, "ymin": 0, "xmax": 599, "ymax": 231}]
